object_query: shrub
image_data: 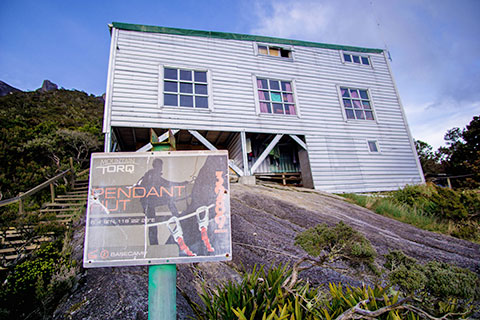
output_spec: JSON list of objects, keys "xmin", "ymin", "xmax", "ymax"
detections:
[
  {"xmin": 0, "ymin": 241, "xmax": 76, "ymax": 320},
  {"xmin": 295, "ymin": 221, "xmax": 377, "ymax": 270},
  {"xmin": 384, "ymin": 250, "xmax": 426, "ymax": 294},
  {"xmin": 384, "ymin": 250, "xmax": 479, "ymax": 317}
]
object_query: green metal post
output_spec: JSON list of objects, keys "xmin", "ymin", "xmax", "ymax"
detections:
[
  {"xmin": 148, "ymin": 264, "xmax": 176, "ymax": 320},
  {"xmin": 148, "ymin": 129, "xmax": 177, "ymax": 320}
]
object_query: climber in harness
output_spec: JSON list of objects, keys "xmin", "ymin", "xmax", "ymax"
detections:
[{"xmin": 137, "ymin": 158, "xmax": 189, "ymax": 246}]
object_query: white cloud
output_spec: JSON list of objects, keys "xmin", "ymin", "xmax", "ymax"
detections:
[
  {"xmin": 248, "ymin": 0, "xmax": 480, "ymax": 150},
  {"xmin": 405, "ymin": 99, "xmax": 480, "ymax": 149}
]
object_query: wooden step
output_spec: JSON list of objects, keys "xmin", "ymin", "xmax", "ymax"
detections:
[
  {"xmin": 0, "ymin": 244, "xmax": 41, "ymax": 255},
  {"xmin": 57, "ymin": 194, "xmax": 87, "ymax": 198},
  {"xmin": 54, "ymin": 198, "xmax": 87, "ymax": 203},
  {"xmin": 40, "ymin": 208, "xmax": 81, "ymax": 213},
  {"xmin": 43, "ymin": 202, "xmax": 86, "ymax": 207},
  {"xmin": 1, "ymin": 236, "xmax": 53, "ymax": 247},
  {"xmin": 56, "ymin": 213, "xmax": 75, "ymax": 218}
]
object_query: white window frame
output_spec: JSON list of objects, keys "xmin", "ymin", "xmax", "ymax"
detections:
[
  {"xmin": 252, "ymin": 75, "xmax": 300, "ymax": 117},
  {"xmin": 367, "ymin": 139, "xmax": 381, "ymax": 153},
  {"xmin": 255, "ymin": 43, "xmax": 294, "ymax": 61},
  {"xmin": 336, "ymin": 85, "xmax": 378, "ymax": 123},
  {"xmin": 340, "ymin": 51, "xmax": 373, "ymax": 68},
  {"xmin": 158, "ymin": 64, "xmax": 213, "ymax": 111}
]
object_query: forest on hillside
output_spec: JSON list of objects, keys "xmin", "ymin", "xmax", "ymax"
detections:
[{"xmin": 0, "ymin": 89, "xmax": 104, "ymax": 200}]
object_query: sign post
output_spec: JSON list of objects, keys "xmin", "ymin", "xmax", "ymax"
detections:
[
  {"xmin": 83, "ymin": 150, "xmax": 231, "ymax": 319},
  {"xmin": 149, "ymin": 132, "xmax": 177, "ymax": 320}
]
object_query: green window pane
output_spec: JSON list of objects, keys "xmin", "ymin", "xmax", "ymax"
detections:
[{"xmin": 271, "ymin": 92, "xmax": 282, "ymax": 102}]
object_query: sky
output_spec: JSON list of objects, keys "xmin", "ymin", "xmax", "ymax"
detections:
[{"xmin": 1, "ymin": 0, "xmax": 479, "ymax": 150}]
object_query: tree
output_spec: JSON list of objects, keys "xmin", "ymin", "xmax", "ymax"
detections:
[
  {"xmin": 439, "ymin": 116, "xmax": 480, "ymax": 188},
  {"xmin": 414, "ymin": 139, "xmax": 443, "ymax": 176}
]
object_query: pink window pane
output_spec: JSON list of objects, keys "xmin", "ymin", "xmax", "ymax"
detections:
[
  {"xmin": 288, "ymin": 104, "xmax": 296, "ymax": 115},
  {"xmin": 258, "ymin": 90, "xmax": 266, "ymax": 100},
  {"xmin": 260, "ymin": 102, "xmax": 269, "ymax": 113},
  {"xmin": 350, "ymin": 90, "xmax": 359, "ymax": 99},
  {"xmin": 281, "ymin": 81, "xmax": 292, "ymax": 91},
  {"xmin": 353, "ymin": 100, "xmax": 362, "ymax": 108},
  {"xmin": 257, "ymin": 79, "xmax": 267, "ymax": 89},
  {"xmin": 283, "ymin": 93, "xmax": 294, "ymax": 102}
]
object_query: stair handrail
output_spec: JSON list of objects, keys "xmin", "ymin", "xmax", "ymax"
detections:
[{"xmin": 0, "ymin": 169, "xmax": 72, "ymax": 209}]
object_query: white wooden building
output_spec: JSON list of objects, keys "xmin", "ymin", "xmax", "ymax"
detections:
[{"xmin": 102, "ymin": 22, "xmax": 424, "ymax": 193}]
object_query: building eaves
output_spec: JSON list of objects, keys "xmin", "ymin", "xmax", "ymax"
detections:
[{"xmin": 111, "ymin": 22, "xmax": 384, "ymax": 54}]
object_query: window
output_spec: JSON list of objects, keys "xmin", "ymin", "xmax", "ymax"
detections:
[
  {"xmin": 340, "ymin": 87, "xmax": 374, "ymax": 120},
  {"xmin": 258, "ymin": 45, "xmax": 292, "ymax": 58},
  {"xmin": 256, "ymin": 78, "xmax": 297, "ymax": 115},
  {"xmin": 343, "ymin": 53, "xmax": 370, "ymax": 66},
  {"xmin": 163, "ymin": 67, "xmax": 209, "ymax": 109},
  {"xmin": 368, "ymin": 140, "xmax": 379, "ymax": 152}
]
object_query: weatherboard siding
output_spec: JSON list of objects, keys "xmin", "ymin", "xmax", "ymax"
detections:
[{"xmin": 106, "ymin": 27, "xmax": 423, "ymax": 192}]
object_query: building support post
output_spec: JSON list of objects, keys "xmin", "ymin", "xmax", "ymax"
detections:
[{"xmin": 240, "ymin": 131, "xmax": 249, "ymax": 176}]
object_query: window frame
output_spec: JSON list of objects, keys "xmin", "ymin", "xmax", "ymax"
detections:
[
  {"xmin": 255, "ymin": 43, "xmax": 294, "ymax": 61},
  {"xmin": 341, "ymin": 51, "xmax": 373, "ymax": 68},
  {"xmin": 158, "ymin": 64, "xmax": 213, "ymax": 111},
  {"xmin": 336, "ymin": 85, "xmax": 378, "ymax": 123},
  {"xmin": 252, "ymin": 75, "xmax": 300, "ymax": 117},
  {"xmin": 367, "ymin": 139, "xmax": 381, "ymax": 153}
]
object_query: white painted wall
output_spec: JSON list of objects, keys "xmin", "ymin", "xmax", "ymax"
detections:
[{"xmin": 104, "ymin": 28, "xmax": 424, "ymax": 192}]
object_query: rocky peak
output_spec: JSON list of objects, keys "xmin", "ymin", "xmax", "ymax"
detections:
[
  {"xmin": 0, "ymin": 80, "xmax": 22, "ymax": 96},
  {"xmin": 38, "ymin": 80, "xmax": 58, "ymax": 92}
]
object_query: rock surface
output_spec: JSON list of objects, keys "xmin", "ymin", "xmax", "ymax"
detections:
[
  {"xmin": 38, "ymin": 79, "xmax": 58, "ymax": 92},
  {"xmin": 53, "ymin": 183, "xmax": 480, "ymax": 319},
  {"xmin": 0, "ymin": 80, "xmax": 21, "ymax": 96}
]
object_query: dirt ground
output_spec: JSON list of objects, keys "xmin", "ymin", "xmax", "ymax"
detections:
[{"xmin": 53, "ymin": 183, "xmax": 480, "ymax": 319}]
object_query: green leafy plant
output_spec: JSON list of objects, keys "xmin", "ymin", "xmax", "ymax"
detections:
[
  {"xmin": 294, "ymin": 221, "xmax": 377, "ymax": 273},
  {"xmin": 384, "ymin": 250, "xmax": 479, "ymax": 317}
]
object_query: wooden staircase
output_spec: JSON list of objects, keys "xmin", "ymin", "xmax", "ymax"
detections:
[{"xmin": 0, "ymin": 178, "xmax": 89, "ymax": 268}]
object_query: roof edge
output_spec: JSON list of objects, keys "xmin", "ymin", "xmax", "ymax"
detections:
[{"xmin": 111, "ymin": 22, "xmax": 384, "ymax": 54}]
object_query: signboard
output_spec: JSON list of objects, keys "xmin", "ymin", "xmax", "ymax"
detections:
[{"xmin": 83, "ymin": 150, "xmax": 231, "ymax": 268}]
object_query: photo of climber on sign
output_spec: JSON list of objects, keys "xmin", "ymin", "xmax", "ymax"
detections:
[{"xmin": 136, "ymin": 158, "xmax": 188, "ymax": 246}]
